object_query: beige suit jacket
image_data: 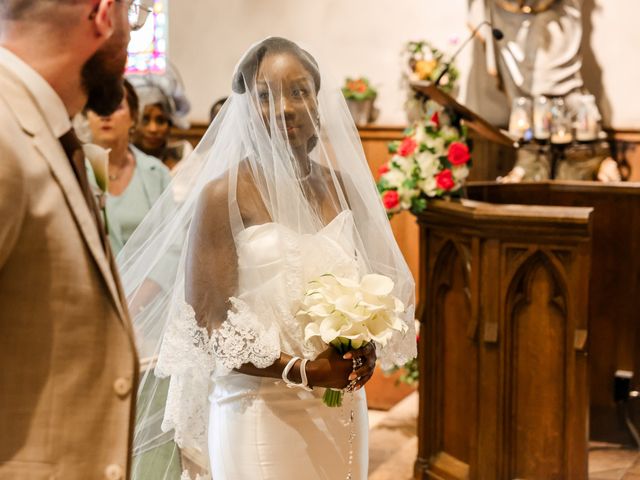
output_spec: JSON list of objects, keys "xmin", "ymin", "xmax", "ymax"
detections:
[{"xmin": 0, "ymin": 50, "xmax": 139, "ymax": 479}]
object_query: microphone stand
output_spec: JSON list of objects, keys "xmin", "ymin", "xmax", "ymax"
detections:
[{"xmin": 435, "ymin": 20, "xmax": 501, "ymax": 86}]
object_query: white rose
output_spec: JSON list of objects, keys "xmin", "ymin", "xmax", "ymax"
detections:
[
  {"xmin": 392, "ymin": 154, "xmax": 414, "ymax": 175},
  {"xmin": 418, "ymin": 177, "xmax": 438, "ymax": 197},
  {"xmin": 414, "ymin": 122, "xmax": 428, "ymax": 145},
  {"xmin": 452, "ymin": 165, "xmax": 469, "ymax": 182},
  {"xmin": 398, "ymin": 186, "xmax": 419, "ymax": 209},
  {"xmin": 425, "ymin": 136, "xmax": 446, "ymax": 154},
  {"xmin": 416, "ymin": 151, "xmax": 440, "ymax": 178},
  {"xmin": 381, "ymin": 169, "xmax": 406, "ymax": 189}
]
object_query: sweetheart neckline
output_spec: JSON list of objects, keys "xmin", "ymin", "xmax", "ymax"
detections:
[{"xmin": 238, "ymin": 209, "xmax": 352, "ymax": 239}]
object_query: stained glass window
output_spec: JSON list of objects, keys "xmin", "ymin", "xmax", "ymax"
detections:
[{"xmin": 126, "ymin": 0, "xmax": 167, "ymax": 74}]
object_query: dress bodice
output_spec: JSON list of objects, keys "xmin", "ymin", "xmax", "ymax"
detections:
[{"xmin": 234, "ymin": 210, "xmax": 362, "ymax": 358}]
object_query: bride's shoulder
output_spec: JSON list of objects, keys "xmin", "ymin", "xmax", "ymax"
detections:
[
  {"xmin": 199, "ymin": 175, "xmax": 229, "ymax": 210},
  {"xmin": 198, "ymin": 160, "xmax": 256, "ymax": 206}
]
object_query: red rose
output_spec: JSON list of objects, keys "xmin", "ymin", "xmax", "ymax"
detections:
[
  {"xmin": 378, "ymin": 163, "xmax": 390, "ymax": 175},
  {"xmin": 398, "ymin": 137, "xmax": 418, "ymax": 157},
  {"xmin": 430, "ymin": 111, "xmax": 440, "ymax": 128},
  {"xmin": 447, "ymin": 142, "xmax": 470, "ymax": 166},
  {"xmin": 436, "ymin": 169, "xmax": 455, "ymax": 191},
  {"xmin": 382, "ymin": 190, "xmax": 400, "ymax": 210}
]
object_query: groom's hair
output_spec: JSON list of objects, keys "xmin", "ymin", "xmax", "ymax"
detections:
[
  {"xmin": 0, "ymin": 0, "xmax": 84, "ymax": 21},
  {"xmin": 232, "ymin": 37, "xmax": 321, "ymax": 95}
]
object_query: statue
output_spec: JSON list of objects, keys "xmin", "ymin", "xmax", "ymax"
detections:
[{"xmin": 467, "ymin": 0, "xmax": 620, "ymax": 182}]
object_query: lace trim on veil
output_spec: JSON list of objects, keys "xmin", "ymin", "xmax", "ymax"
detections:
[
  {"xmin": 212, "ymin": 297, "xmax": 281, "ymax": 375},
  {"xmin": 155, "ymin": 297, "xmax": 281, "ymax": 458},
  {"xmin": 377, "ymin": 304, "xmax": 417, "ymax": 370}
]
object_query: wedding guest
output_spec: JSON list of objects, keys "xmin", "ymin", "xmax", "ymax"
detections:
[
  {"xmin": 86, "ymin": 79, "xmax": 172, "ymax": 257},
  {"xmin": 129, "ymin": 68, "xmax": 194, "ymax": 171},
  {"xmin": 0, "ymin": 1, "xmax": 148, "ymax": 478}
]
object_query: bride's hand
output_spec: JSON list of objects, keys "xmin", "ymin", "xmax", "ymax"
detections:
[{"xmin": 307, "ymin": 342, "xmax": 377, "ymax": 390}]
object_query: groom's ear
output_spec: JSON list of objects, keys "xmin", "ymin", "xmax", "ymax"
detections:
[{"xmin": 89, "ymin": 0, "xmax": 117, "ymax": 39}]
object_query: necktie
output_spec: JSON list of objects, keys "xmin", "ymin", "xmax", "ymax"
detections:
[{"xmin": 59, "ymin": 128, "xmax": 111, "ymax": 256}]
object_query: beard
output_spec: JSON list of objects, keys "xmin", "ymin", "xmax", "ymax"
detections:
[{"xmin": 82, "ymin": 26, "xmax": 130, "ymax": 116}]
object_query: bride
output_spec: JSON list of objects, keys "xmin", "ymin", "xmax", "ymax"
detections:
[{"xmin": 120, "ymin": 37, "xmax": 416, "ymax": 480}]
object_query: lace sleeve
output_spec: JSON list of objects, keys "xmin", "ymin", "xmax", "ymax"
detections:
[
  {"xmin": 211, "ymin": 297, "xmax": 281, "ymax": 375},
  {"xmin": 155, "ymin": 297, "xmax": 281, "ymax": 453},
  {"xmin": 376, "ymin": 304, "xmax": 418, "ymax": 370},
  {"xmin": 155, "ymin": 301, "xmax": 213, "ymax": 454}
]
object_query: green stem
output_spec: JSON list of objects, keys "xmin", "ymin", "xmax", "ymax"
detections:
[{"xmin": 323, "ymin": 388, "xmax": 343, "ymax": 408}]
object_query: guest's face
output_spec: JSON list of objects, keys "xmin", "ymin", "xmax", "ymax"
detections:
[
  {"xmin": 87, "ymin": 96, "xmax": 135, "ymax": 148},
  {"xmin": 255, "ymin": 53, "xmax": 318, "ymax": 151},
  {"xmin": 82, "ymin": 0, "xmax": 131, "ymax": 116},
  {"xmin": 137, "ymin": 104, "xmax": 171, "ymax": 152}
]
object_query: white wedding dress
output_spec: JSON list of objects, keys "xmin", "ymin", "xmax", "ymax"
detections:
[
  {"xmin": 209, "ymin": 210, "xmax": 368, "ymax": 480},
  {"xmin": 160, "ymin": 210, "xmax": 369, "ymax": 479},
  {"xmin": 127, "ymin": 37, "xmax": 417, "ymax": 480}
]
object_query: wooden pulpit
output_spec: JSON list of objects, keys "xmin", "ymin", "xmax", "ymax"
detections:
[
  {"xmin": 467, "ymin": 181, "xmax": 640, "ymax": 445},
  {"xmin": 415, "ymin": 198, "xmax": 593, "ymax": 479}
]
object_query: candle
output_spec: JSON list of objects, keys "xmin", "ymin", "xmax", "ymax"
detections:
[
  {"xmin": 509, "ymin": 97, "xmax": 533, "ymax": 140},
  {"xmin": 533, "ymin": 96, "xmax": 551, "ymax": 140},
  {"xmin": 551, "ymin": 130, "xmax": 573, "ymax": 144},
  {"xmin": 550, "ymin": 98, "xmax": 573, "ymax": 145},
  {"xmin": 575, "ymin": 94, "xmax": 600, "ymax": 142}
]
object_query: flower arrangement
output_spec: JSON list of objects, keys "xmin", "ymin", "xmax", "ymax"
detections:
[
  {"xmin": 342, "ymin": 77, "xmax": 377, "ymax": 102},
  {"xmin": 397, "ymin": 357, "xmax": 419, "ymax": 385},
  {"xmin": 297, "ymin": 273, "xmax": 407, "ymax": 407},
  {"xmin": 377, "ymin": 100, "xmax": 471, "ymax": 217},
  {"xmin": 405, "ymin": 41, "xmax": 458, "ymax": 94}
]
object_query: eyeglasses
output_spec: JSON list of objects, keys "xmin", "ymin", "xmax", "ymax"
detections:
[{"xmin": 116, "ymin": 0, "xmax": 154, "ymax": 31}]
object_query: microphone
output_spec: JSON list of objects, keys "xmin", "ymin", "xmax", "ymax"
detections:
[{"xmin": 434, "ymin": 21, "xmax": 503, "ymax": 86}]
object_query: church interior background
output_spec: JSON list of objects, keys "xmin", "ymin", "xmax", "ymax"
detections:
[{"xmin": 130, "ymin": 1, "xmax": 640, "ymax": 478}]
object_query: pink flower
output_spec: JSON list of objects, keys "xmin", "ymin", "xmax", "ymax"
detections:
[
  {"xmin": 382, "ymin": 190, "xmax": 400, "ymax": 210},
  {"xmin": 378, "ymin": 163, "xmax": 390, "ymax": 176},
  {"xmin": 430, "ymin": 112, "xmax": 440, "ymax": 128},
  {"xmin": 398, "ymin": 137, "xmax": 418, "ymax": 157},
  {"xmin": 436, "ymin": 169, "xmax": 455, "ymax": 191},
  {"xmin": 447, "ymin": 142, "xmax": 470, "ymax": 166}
]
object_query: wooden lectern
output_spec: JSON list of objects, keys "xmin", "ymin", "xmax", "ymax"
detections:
[
  {"xmin": 415, "ymin": 198, "xmax": 592, "ymax": 479},
  {"xmin": 467, "ymin": 181, "xmax": 640, "ymax": 445}
]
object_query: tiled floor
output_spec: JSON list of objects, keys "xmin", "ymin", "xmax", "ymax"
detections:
[
  {"xmin": 589, "ymin": 443, "xmax": 640, "ymax": 480},
  {"xmin": 367, "ymin": 402, "xmax": 640, "ymax": 480}
]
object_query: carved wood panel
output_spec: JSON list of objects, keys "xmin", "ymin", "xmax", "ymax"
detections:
[
  {"xmin": 416, "ymin": 199, "xmax": 591, "ymax": 480},
  {"xmin": 504, "ymin": 252, "xmax": 567, "ymax": 479}
]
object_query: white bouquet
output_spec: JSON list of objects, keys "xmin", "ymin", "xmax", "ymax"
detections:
[{"xmin": 296, "ymin": 273, "xmax": 407, "ymax": 407}]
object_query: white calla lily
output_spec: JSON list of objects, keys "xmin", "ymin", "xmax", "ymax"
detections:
[
  {"xmin": 360, "ymin": 274, "xmax": 394, "ymax": 296},
  {"xmin": 83, "ymin": 143, "xmax": 111, "ymax": 193}
]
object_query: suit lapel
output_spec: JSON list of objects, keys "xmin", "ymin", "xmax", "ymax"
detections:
[
  {"xmin": 32, "ymin": 133, "xmax": 129, "ymax": 326},
  {"xmin": 0, "ymin": 64, "xmax": 131, "ymax": 329}
]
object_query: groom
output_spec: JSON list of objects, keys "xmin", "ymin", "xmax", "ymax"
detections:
[{"xmin": 0, "ymin": 1, "xmax": 144, "ymax": 478}]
